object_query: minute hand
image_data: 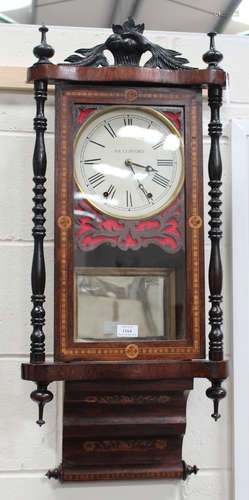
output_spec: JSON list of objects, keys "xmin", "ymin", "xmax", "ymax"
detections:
[{"xmin": 125, "ymin": 159, "xmax": 157, "ymax": 173}]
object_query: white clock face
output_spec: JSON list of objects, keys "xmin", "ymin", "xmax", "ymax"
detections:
[{"xmin": 74, "ymin": 106, "xmax": 184, "ymax": 219}]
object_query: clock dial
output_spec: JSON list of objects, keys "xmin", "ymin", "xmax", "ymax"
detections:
[{"xmin": 74, "ymin": 106, "xmax": 184, "ymax": 219}]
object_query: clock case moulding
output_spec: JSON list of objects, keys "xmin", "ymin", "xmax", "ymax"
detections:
[{"xmin": 21, "ymin": 19, "xmax": 228, "ymax": 482}]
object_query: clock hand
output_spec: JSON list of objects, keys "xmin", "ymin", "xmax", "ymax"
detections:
[
  {"xmin": 125, "ymin": 159, "xmax": 157, "ymax": 173},
  {"xmin": 124, "ymin": 159, "xmax": 153, "ymax": 201},
  {"xmin": 138, "ymin": 182, "xmax": 153, "ymax": 200},
  {"xmin": 124, "ymin": 158, "xmax": 136, "ymax": 175}
]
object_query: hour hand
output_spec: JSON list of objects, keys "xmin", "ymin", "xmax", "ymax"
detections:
[{"xmin": 124, "ymin": 158, "xmax": 135, "ymax": 174}]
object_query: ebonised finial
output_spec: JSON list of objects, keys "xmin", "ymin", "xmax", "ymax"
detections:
[
  {"xmin": 206, "ymin": 378, "xmax": 226, "ymax": 421},
  {"xmin": 33, "ymin": 25, "xmax": 55, "ymax": 64},
  {"xmin": 46, "ymin": 468, "xmax": 61, "ymax": 480},
  {"xmin": 203, "ymin": 32, "xmax": 223, "ymax": 69},
  {"xmin": 182, "ymin": 461, "xmax": 199, "ymax": 480},
  {"xmin": 30, "ymin": 382, "xmax": 53, "ymax": 426}
]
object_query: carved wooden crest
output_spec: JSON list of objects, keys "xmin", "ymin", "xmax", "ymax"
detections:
[{"xmin": 64, "ymin": 17, "xmax": 193, "ymax": 69}]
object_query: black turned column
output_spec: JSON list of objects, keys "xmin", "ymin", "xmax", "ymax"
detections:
[
  {"xmin": 207, "ymin": 83, "xmax": 223, "ymax": 362},
  {"xmin": 203, "ymin": 32, "xmax": 226, "ymax": 421},
  {"xmin": 30, "ymin": 79, "xmax": 47, "ymax": 363},
  {"xmin": 29, "ymin": 26, "xmax": 55, "ymax": 425},
  {"xmin": 203, "ymin": 33, "xmax": 224, "ymax": 362},
  {"xmin": 30, "ymin": 25, "xmax": 54, "ymax": 364}
]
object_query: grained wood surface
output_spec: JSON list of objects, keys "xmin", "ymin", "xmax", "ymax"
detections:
[
  {"xmin": 60, "ymin": 379, "xmax": 191, "ymax": 481},
  {"xmin": 59, "ymin": 463, "xmax": 184, "ymax": 481},
  {"xmin": 54, "ymin": 84, "xmax": 205, "ymax": 361},
  {"xmin": 27, "ymin": 65, "xmax": 226, "ymax": 87},
  {"xmin": 21, "ymin": 359, "xmax": 229, "ymax": 381}
]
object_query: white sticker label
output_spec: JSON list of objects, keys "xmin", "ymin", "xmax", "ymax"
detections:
[{"xmin": 117, "ymin": 324, "xmax": 138, "ymax": 337}]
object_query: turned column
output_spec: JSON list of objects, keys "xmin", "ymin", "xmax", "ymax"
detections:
[
  {"xmin": 29, "ymin": 26, "xmax": 54, "ymax": 425},
  {"xmin": 203, "ymin": 32, "xmax": 226, "ymax": 421}
]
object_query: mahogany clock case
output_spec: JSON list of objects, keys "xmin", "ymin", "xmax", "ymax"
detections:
[
  {"xmin": 54, "ymin": 84, "xmax": 205, "ymax": 362},
  {"xmin": 21, "ymin": 23, "xmax": 228, "ymax": 481}
]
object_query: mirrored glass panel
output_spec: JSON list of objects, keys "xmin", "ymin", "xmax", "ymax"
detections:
[{"xmin": 75, "ymin": 268, "xmax": 175, "ymax": 341}]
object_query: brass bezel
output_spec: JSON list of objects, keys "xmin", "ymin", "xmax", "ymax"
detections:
[{"xmin": 74, "ymin": 105, "xmax": 185, "ymax": 220}]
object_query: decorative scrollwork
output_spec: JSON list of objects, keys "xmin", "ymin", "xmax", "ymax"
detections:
[
  {"xmin": 75, "ymin": 191, "xmax": 184, "ymax": 254},
  {"xmin": 64, "ymin": 17, "xmax": 193, "ymax": 69},
  {"xmin": 82, "ymin": 394, "xmax": 170, "ymax": 405},
  {"xmin": 82, "ymin": 439, "xmax": 167, "ymax": 453}
]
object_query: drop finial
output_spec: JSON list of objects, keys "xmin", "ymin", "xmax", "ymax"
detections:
[
  {"xmin": 206, "ymin": 378, "xmax": 226, "ymax": 421},
  {"xmin": 30, "ymin": 382, "xmax": 53, "ymax": 426}
]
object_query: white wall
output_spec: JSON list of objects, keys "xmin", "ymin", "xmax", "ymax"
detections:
[{"xmin": 0, "ymin": 23, "xmax": 246, "ymax": 500}]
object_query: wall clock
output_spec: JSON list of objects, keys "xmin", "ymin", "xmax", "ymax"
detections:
[{"xmin": 22, "ymin": 19, "xmax": 228, "ymax": 482}]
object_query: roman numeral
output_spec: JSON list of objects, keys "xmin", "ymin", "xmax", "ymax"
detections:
[
  {"xmin": 124, "ymin": 116, "xmax": 133, "ymax": 126},
  {"xmin": 126, "ymin": 190, "xmax": 133, "ymax": 208},
  {"xmin": 81, "ymin": 158, "xmax": 101, "ymax": 165},
  {"xmin": 152, "ymin": 173, "xmax": 170, "ymax": 189},
  {"xmin": 104, "ymin": 122, "xmax": 116, "ymax": 138},
  {"xmin": 88, "ymin": 172, "xmax": 105, "ymax": 188},
  {"xmin": 157, "ymin": 159, "xmax": 174, "ymax": 167},
  {"xmin": 88, "ymin": 139, "xmax": 105, "ymax": 148},
  {"xmin": 152, "ymin": 139, "xmax": 165, "ymax": 150}
]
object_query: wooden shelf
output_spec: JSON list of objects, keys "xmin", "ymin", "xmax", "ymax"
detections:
[
  {"xmin": 27, "ymin": 64, "xmax": 226, "ymax": 87},
  {"xmin": 21, "ymin": 359, "xmax": 228, "ymax": 382}
]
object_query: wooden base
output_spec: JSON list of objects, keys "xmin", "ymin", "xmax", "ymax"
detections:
[
  {"xmin": 22, "ymin": 359, "xmax": 228, "ymax": 478},
  {"xmin": 55, "ymin": 378, "xmax": 194, "ymax": 481}
]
